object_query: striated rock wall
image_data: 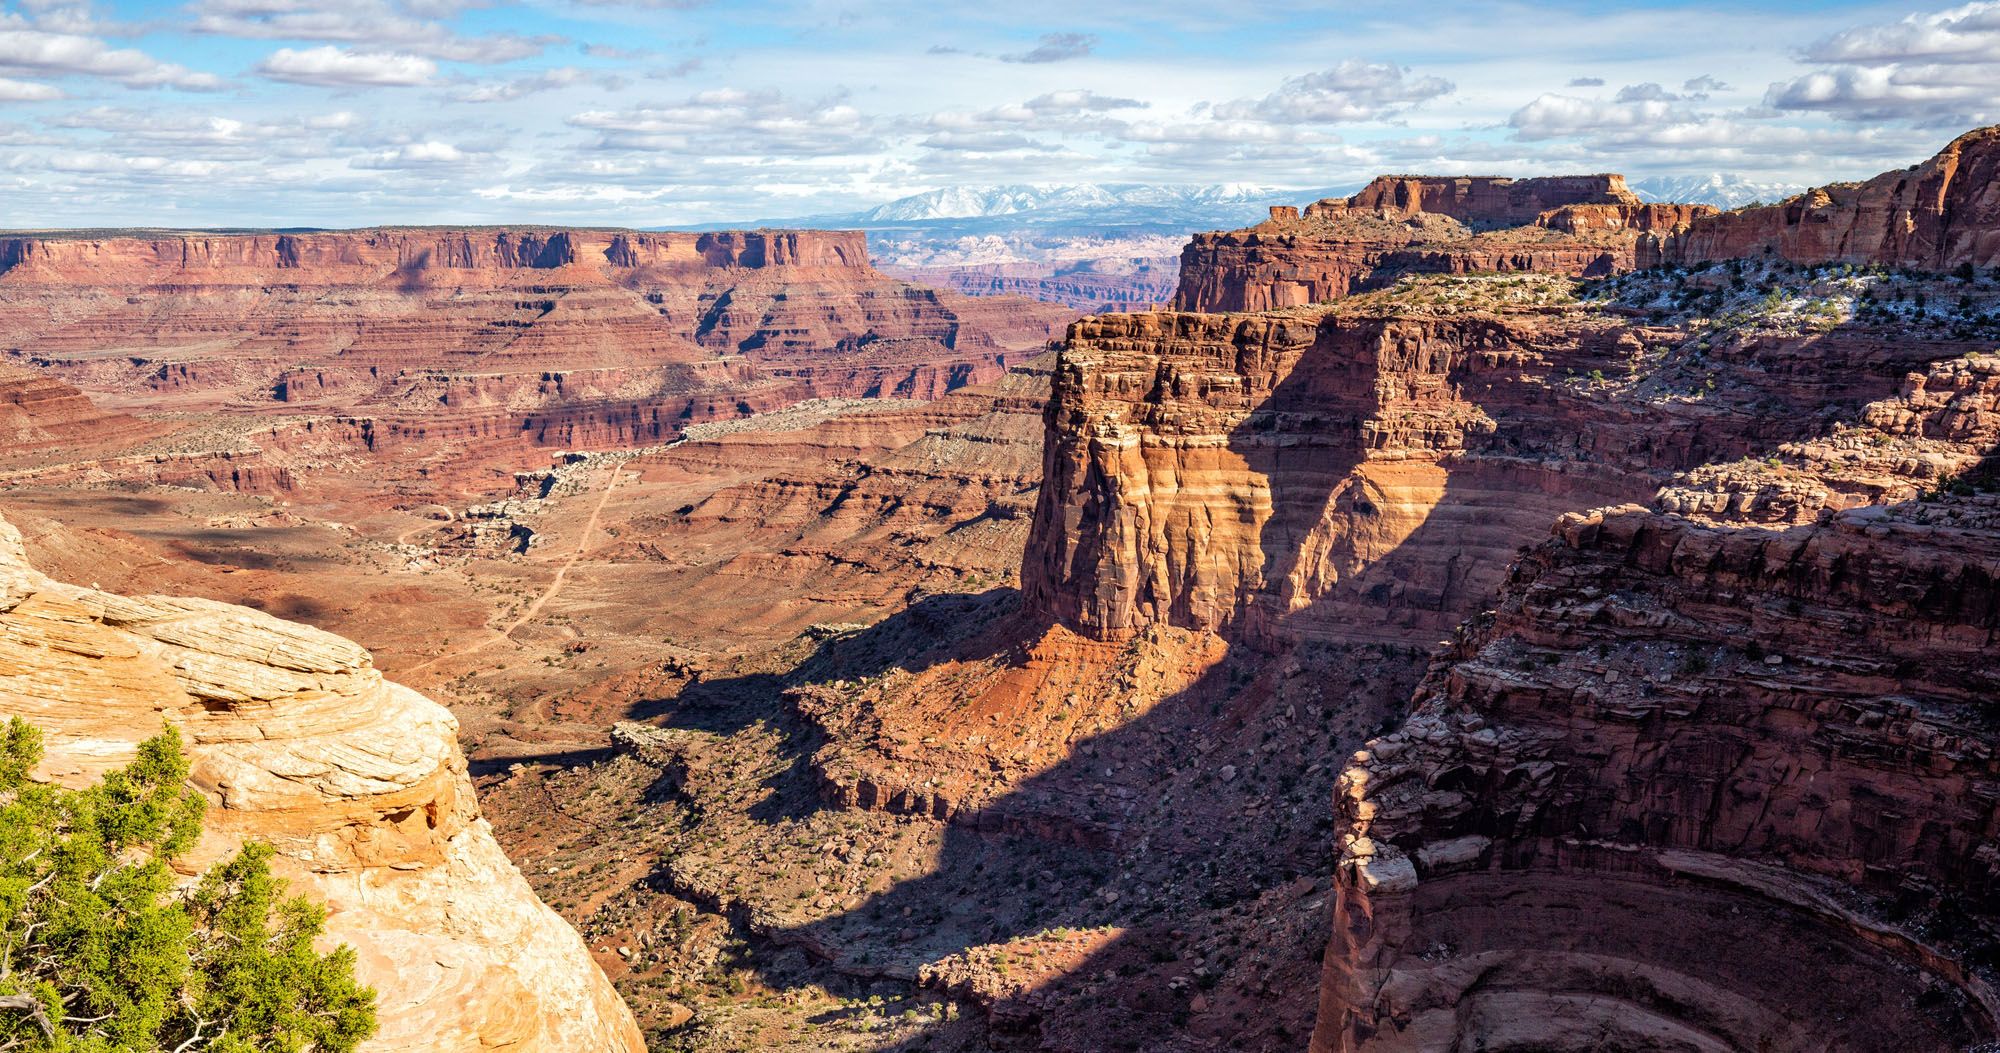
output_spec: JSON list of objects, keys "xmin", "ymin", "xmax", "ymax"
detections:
[
  {"xmin": 1173, "ymin": 197, "xmax": 1718, "ymax": 314},
  {"xmin": 1022, "ymin": 287, "xmax": 1958, "ymax": 650},
  {"xmin": 0, "ymin": 510, "xmax": 644, "ymax": 1053},
  {"xmin": 1661, "ymin": 125, "xmax": 2000, "ymax": 271},
  {"xmin": 0, "ymin": 228, "xmax": 871, "ymax": 285},
  {"xmin": 0, "ymin": 366, "xmax": 149, "ymax": 464},
  {"xmin": 1309, "ymin": 175, "xmax": 1642, "ymax": 229},
  {"xmin": 1173, "ymin": 228, "xmax": 1636, "ymax": 313},
  {"xmin": 0, "ymin": 227, "xmax": 1073, "ymax": 483},
  {"xmin": 1310, "ymin": 335, "xmax": 2000, "ymax": 1051}
]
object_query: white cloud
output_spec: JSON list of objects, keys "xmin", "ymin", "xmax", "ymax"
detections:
[
  {"xmin": 999, "ymin": 32, "xmax": 1096, "ymax": 64},
  {"xmin": 450, "ymin": 67, "xmax": 584, "ymax": 103},
  {"xmin": 1213, "ymin": 61, "xmax": 1453, "ymax": 124},
  {"xmin": 0, "ymin": 76, "xmax": 61, "ymax": 100},
  {"xmin": 351, "ymin": 140, "xmax": 472, "ymax": 168},
  {"xmin": 1023, "ymin": 90, "xmax": 1144, "ymax": 114},
  {"xmin": 190, "ymin": 0, "xmax": 552, "ymax": 64},
  {"xmin": 1802, "ymin": 2, "xmax": 2000, "ymax": 65},
  {"xmin": 1766, "ymin": 2, "xmax": 2000, "ymax": 122},
  {"xmin": 257, "ymin": 46, "xmax": 436, "ymax": 87},
  {"xmin": 1510, "ymin": 92, "xmax": 1684, "ymax": 139},
  {"xmin": 0, "ymin": 27, "xmax": 223, "ymax": 90}
]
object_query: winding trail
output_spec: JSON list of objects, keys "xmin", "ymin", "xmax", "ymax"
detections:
[{"xmin": 401, "ymin": 464, "xmax": 622, "ymax": 677}]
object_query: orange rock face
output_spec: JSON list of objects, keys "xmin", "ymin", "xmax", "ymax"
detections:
[
  {"xmin": 1662, "ymin": 125, "xmax": 2000, "ymax": 270},
  {"xmin": 1312, "ymin": 174, "xmax": 1643, "ymax": 228},
  {"xmin": 0, "ymin": 365, "xmax": 157, "ymax": 467},
  {"xmin": 1025, "ymin": 284, "xmax": 1961, "ymax": 651},
  {"xmin": 1173, "ymin": 180, "xmax": 1718, "ymax": 313},
  {"xmin": 1022, "ymin": 129, "xmax": 2000, "ymax": 1053},
  {"xmin": 0, "ymin": 511, "xmax": 644, "ymax": 1053},
  {"xmin": 0, "ymin": 227, "xmax": 1074, "ymax": 465}
]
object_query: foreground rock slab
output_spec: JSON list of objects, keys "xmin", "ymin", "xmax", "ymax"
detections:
[{"xmin": 0, "ymin": 511, "xmax": 644, "ymax": 1053}]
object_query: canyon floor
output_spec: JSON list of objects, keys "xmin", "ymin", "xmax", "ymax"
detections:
[{"xmin": 5, "ymin": 353, "xmax": 1404, "ymax": 1050}]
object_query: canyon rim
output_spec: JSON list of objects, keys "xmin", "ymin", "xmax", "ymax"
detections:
[{"xmin": 2, "ymin": 4, "xmax": 1999, "ymax": 1051}]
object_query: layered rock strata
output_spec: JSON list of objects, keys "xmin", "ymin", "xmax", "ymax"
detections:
[
  {"xmin": 1662, "ymin": 125, "xmax": 2000, "ymax": 271},
  {"xmin": 1025, "ymin": 280, "xmax": 1962, "ymax": 650},
  {"xmin": 1175, "ymin": 176, "xmax": 1718, "ymax": 313},
  {"xmin": 0, "ymin": 227, "xmax": 1072, "ymax": 467},
  {"xmin": 0, "ymin": 511, "xmax": 643, "ymax": 1052},
  {"xmin": 1308, "ymin": 175, "xmax": 1643, "ymax": 229},
  {"xmin": 1026, "ymin": 133, "xmax": 2000, "ymax": 1049}
]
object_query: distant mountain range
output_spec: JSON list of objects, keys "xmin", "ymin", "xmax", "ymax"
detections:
[
  {"xmin": 725, "ymin": 183, "xmax": 1350, "ymax": 244},
  {"xmin": 848, "ymin": 183, "xmax": 1330, "ymax": 225},
  {"xmin": 1629, "ymin": 174, "xmax": 1810, "ymax": 209},
  {"xmin": 666, "ymin": 176, "xmax": 1817, "ymax": 274}
]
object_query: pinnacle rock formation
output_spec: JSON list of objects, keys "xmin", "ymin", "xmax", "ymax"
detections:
[{"xmin": 0, "ymin": 511, "xmax": 644, "ymax": 1053}]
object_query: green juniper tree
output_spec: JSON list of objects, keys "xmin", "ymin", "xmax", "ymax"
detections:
[{"xmin": 0, "ymin": 719, "xmax": 376, "ymax": 1052}]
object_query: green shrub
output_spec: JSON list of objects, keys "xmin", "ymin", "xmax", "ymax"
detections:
[{"xmin": 0, "ymin": 719, "xmax": 376, "ymax": 1052}]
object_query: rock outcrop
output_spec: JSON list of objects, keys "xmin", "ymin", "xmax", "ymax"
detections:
[
  {"xmin": 1321, "ymin": 456, "xmax": 2000, "ymax": 1049},
  {"xmin": 1308, "ymin": 175, "xmax": 1642, "ymax": 229},
  {"xmin": 0, "ymin": 510, "xmax": 644, "ymax": 1053},
  {"xmin": 0, "ymin": 365, "xmax": 151, "ymax": 467},
  {"xmin": 1022, "ymin": 128, "xmax": 2000, "ymax": 1053},
  {"xmin": 1662, "ymin": 125, "xmax": 2000, "ymax": 271},
  {"xmin": 1025, "ymin": 276, "xmax": 1960, "ymax": 650},
  {"xmin": 1174, "ymin": 188, "xmax": 1718, "ymax": 313}
]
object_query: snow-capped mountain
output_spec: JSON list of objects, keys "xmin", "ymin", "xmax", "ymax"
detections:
[
  {"xmin": 1631, "ymin": 174, "xmax": 1810, "ymax": 210},
  {"xmin": 855, "ymin": 183, "xmax": 1314, "ymax": 224}
]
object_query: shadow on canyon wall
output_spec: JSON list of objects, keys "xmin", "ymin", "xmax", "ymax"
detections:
[{"xmin": 622, "ymin": 298, "xmax": 1985, "ymax": 1051}]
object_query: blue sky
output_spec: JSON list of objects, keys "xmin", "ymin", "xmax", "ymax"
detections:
[{"xmin": 0, "ymin": 0, "xmax": 1992, "ymax": 227}]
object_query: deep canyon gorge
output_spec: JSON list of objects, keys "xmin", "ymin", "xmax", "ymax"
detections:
[{"xmin": 1, "ymin": 123, "xmax": 1998, "ymax": 1053}]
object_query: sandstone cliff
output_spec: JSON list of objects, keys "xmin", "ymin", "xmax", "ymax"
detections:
[
  {"xmin": 1027, "ymin": 273, "xmax": 1958, "ymax": 651},
  {"xmin": 1174, "ymin": 190, "xmax": 1717, "ymax": 313},
  {"xmin": 1319, "ymin": 356, "xmax": 2000, "ymax": 1050},
  {"xmin": 0, "ymin": 510, "xmax": 644, "ymax": 1052},
  {"xmin": 1663, "ymin": 125, "xmax": 2000, "ymax": 271},
  {"xmin": 1022, "ymin": 137, "xmax": 2000, "ymax": 1048},
  {"xmin": 0, "ymin": 227, "xmax": 1073, "ymax": 485},
  {"xmin": 1309, "ymin": 175, "xmax": 1642, "ymax": 229}
]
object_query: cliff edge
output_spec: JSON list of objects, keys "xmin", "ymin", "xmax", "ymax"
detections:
[{"xmin": 0, "ymin": 511, "xmax": 644, "ymax": 1052}]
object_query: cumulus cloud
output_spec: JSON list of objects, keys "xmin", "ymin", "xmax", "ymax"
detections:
[
  {"xmin": 451, "ymin": 67, "xmax": 584, "ymax": 103},
  {"xmin": 190, "ymin": 0, "xmax": 552, "ymax": 64},
  {"xmin": 1509, "ymin": 91, "xmax": 1689, "ymax": 140},
  {"xmin": 1683, "ymin": 74, "xmax": 1730, "ymax": 93},
  {"xmin": 1022, "ymin": 89, "xmax": 1144, "ymax": 114},
  {"xmin": 351, "ymin": 140, "xmax": 473, "ymax": 168},
  {"xmin": 0, "ymin": 76, "xmax": 60, "ymax": 100},
  {"xmin": 0, "ymin": 27, "xmax": 223, "ymax": 90},
  {"xmin": 1614, "ymin": 82, "xmax": 1680, "ymax": 103},
  {"xmin": 999, "ymin": 33, "xmax": 1096, "ymax": 64},
  {"xmin": 257, "ymin": 46, "xmax": 436, "ymax": 87},
  {"xmin": 1802, "ymin": 2, "xmax": 2000, "ymax": 65},
  {"xmin": 569, "ymin": 88, "xmax": 876, "ymax": 156},
  {"xmin": 1213, "ymin": 60, "xmax": 1453, "ymax": 123},
  {"xmin": 1766, "ymin": 2, "xmax": 2000, "ymax": 122},
  {"xmin": 1567, "ymin": 76, "xmax": 1605, "ymax": 87}
]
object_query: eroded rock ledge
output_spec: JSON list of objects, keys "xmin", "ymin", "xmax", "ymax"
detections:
[{"xmin": 0, "ymin": 512, "xmax": 644, "ymax": 1052}]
